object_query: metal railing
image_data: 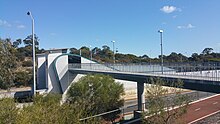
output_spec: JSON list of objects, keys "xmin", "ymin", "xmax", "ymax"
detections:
[
  {"xmin": 69, "ymin": 63, "xmax": 220, "ymax": 81},
  {"xmin": 78, "ymin": 91, "xmax": 215, "ymax": 123}
]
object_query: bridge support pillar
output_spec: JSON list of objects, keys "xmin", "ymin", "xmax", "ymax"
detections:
[
  {"xmin": 134, "ymin": 81, "xmax": 145, "ymax": 118},
  {"xmin": 137, "ymin": 81, "xmax": 145, "ymax": 111}
]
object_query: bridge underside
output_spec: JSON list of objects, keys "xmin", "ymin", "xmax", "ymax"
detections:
[{"xmin": 69, "ymin": 69, "xmax": 220, "ymax": 93}]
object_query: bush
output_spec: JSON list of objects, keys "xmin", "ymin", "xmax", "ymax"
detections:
[
  {"xmin": 22, "ymin": 60, "xmax": 33, "ymax": 67},
  {"xmin": 14, "ymin": 71, "xmax": 32, "ymax": 87},
  {"xmin": 67, "ymin": 74, "xmax": 125, "ymax": 122},
  {"xmin": 16, "ymin": 94, "xmax": 82, "ymax": 124},
  {"xmin": 0, "ymin": 94, "xmax": 99, "ymax": 123},
  {"xmin": 0, "ymin": 98, "xmax": 18, "ymax": 123}
]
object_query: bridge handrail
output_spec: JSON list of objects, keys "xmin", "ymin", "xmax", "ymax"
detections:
[{"xmin": 69, "ymin": 63, "xmax": 220, "ymax": 81}]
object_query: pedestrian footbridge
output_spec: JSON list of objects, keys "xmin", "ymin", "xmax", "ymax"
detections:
[{"xmin": 36, "ymin": 49, "xmax": 220, "ymax": 113}]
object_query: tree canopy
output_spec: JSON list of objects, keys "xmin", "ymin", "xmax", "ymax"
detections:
[
  {"xmin": 0, "ymin": 38, "xmax": 17, "ymax": 89},
  {"xmin": 69, "ymin": 46, "xmax": 220, "ymax": 63},
  {"xmin": 67, "ymin": 74, "xmax": 125, "ymax": 122},
  {"xmin": 0, "ymin": 35, "xmax": 43, "ymax": 90}
]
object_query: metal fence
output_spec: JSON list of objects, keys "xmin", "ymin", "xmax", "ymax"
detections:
[
  {"xmin": 69, "ymin": 63, "xmax": 220, "ymax": 81},
  {"xmin": 78, "ymin": 91, "xmax": 215, "ymax": 123}
]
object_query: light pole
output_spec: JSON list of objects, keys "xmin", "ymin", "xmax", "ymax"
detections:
[
  {"xmin": 79, "ymin": 49, "xmax": 82, "ymax": 56},
  {"xmin": 158, "ymin": 29, "xmax": 164, "ymax": 74},
  {"xmin": 111, "ymin": 40, "xmax": 115, "ymax": 64},
  {"xmin": 27, "ymin": 11, "xmax": 36, "ymax": 95},
  {"xmin": 89, "ymin": 45, "xmax": 92, "ymax": 61}
]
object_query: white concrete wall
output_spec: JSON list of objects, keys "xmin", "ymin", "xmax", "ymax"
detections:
[
  {"xmin": 81, "ymin": 57, "xmax": 96, "ymax": 64},
  {"xmin": 37, "ymin": 53, "xmax": 69, "ymax": 94},
  {"xmin": 56, "ymin": 55, "xmax": 68, "ymax": 80},
  {"xmin": 37, "ymin": 55, "xmax": 47, "ymax": 89},
  {"xmin": 80, "ymin": 57, "xmax": 114, "ymax": 71},
  {"xmin": 55, "ymin": 55, "xmax": 69, "ymax": 93},
  {"xmin": 47, "ymin": 53, "xmax": 62, "ymax": 93}
]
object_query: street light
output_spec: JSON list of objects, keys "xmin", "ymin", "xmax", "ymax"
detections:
[
  {"xmin": 89, "ymin": 45, "xmax": 92, "ymax": 61},
  {"xmin": 111, "ymin": 40, "xmax": 115, "ymax": 64},
  {"xmin": 158, "ymin": 29, "xmax": 164, "ymax": 74},
  {"xmin": 27, "ymin": 11, "xmax": 36, "ymax": 95}
]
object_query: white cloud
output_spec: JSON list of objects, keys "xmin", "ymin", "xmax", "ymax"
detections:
[
  {"xmin": 177, "ymin": 24, "xmax": 195, "ymax": 29},
  {"xmin": 160, "ymin": 6, "xmax": 177, "ymax": 13},
  {"xmin": 17, "ymin": 24, "xmax": 25, "ymax": 29},
  {"xmin": 187, "ymin": 24, "xmax": 195, "ymax": 28},
  {"xmin": 0, "ymin": 19, "xmax": 12, "ymax": 27}
]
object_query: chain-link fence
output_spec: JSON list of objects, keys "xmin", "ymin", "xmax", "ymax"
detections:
[{"xmin": 69, "ymin": 62, "xmax": 220, "ymax": 82}]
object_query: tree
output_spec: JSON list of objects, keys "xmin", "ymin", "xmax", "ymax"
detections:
[
  {"xmin": 202, "ymin": 48, "xmax": 213, "ymax": 55},
  {"xmin": 189, "ymin": 53, "xmax": 200, "ymax": 62},
  {"xmin": 92, "ymin": 47, "xmax": 101, "ymax": 55},
  {"xmin": 12, "ymin": 39, "xmax": 22, "ymax": 48},
  {"xmin": 143, "ymin": 78, "xmax": 189, "ymax": 124},
  {"xmin": 102, "ymin": 45, "xmax": 110, "ymax": 51},
  {"xmin": 23, "ymin": 34, "xmax": 39, "ymax": 47},
  {"xmin": 69, "ymin": 47, "xmax": 78, "ymax": 54},
  {"xmin": 67, "ymin": 74, "xmax": 125, "ymax": 123},
  {"xmin": 0, "ymin": 38, "xmax": 18, "ymax": 89}
]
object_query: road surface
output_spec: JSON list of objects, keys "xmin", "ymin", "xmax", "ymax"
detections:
[
  {"xmin": 182, "ymin": 94, "xmax": 220, "ymax": 123},
  {"xmin": 123, "ymin": 91, "xmax": 215, "ymax": 115}
]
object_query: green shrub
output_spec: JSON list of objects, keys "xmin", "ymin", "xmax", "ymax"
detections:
[
  {"xmin": 67, "ymin": 74, "xmax": 125, "ymax": 122},
  {"xmin": 0, "ymin": 98, "xmax": 18, "ymax": 123}
]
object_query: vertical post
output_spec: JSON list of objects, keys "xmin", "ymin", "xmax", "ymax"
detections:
[
  {"xmin": 134, "ymin": 81, "xmax": 145, "ymax": 118},
  {"xmin": 27, "ymin": 11, "xmax": 36, "ymax": 95},
  {"xmin": 90, "ymin": 47, "xmax": 92, "ymax": 61},
  {"xmin": 111, "ymin": 41, "xmax": 115, "ymax": 64},
  {"xmin": 137, "ymin": 81, "xmax": 145, "ymax": 111},
  {"xmin": 89, "ymin": 46, "xmax": 92, "ymax": 69},
  {"xmin": 32, "ymin": 18, "xmax": 36, "ymax": 95},
  {"xmin": 158, "ymin": 30, "xmax": 164, "ymax": 74},
  {"xmin": 113, "ymin": 42, "xmax": 115, "ymax": 63}
]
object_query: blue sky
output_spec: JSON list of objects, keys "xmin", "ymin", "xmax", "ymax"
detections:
[{"xmin": 1, "ymin": 0, "xmax": 220, "ymax": 57}]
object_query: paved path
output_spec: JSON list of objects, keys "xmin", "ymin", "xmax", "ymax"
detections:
[{"xmin": 182, "ymin": 94, "xmax": 220, "ymax": 123}]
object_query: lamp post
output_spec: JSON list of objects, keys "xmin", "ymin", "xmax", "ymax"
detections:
[
  {"xmin": 158, "ymin": 29, "xmax": 164, "ymax": 74},
  {"xmin": 79, "ymin": 49, "xmax": 82, "ymax": 56},
  {"xmin": 89, "ymin": 45, "xmax": 92, "ymax": 61},
  {"xmin": 27, "ymin": 11, "xmax": 36, "ymax": 95},
  {"xmin": 111, "ymin": 40, "xmax": 115, "ymax": 64}
]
